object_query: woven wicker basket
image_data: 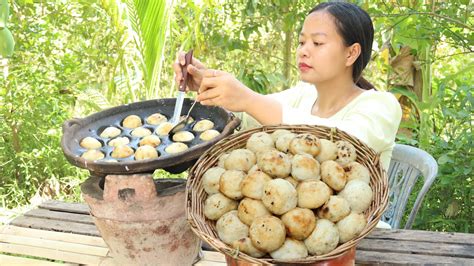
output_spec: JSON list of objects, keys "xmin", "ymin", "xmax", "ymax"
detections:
[{"xmin": 186, "ymin": 125, "xmax": 389, "ymax": 265}]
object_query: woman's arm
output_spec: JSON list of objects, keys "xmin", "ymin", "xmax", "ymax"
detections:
[
  {"xmin": 196, "ymin": 69, "xmax": 283, "ymax": 125},
  {"xmin": 245, "ymin": 93, "xmax": 283, "ymax": 125}
]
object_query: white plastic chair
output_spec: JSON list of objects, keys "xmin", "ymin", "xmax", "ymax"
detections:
[{"xmin": 381, "ymin": 144, "xmax": 438, "ymax": 229}]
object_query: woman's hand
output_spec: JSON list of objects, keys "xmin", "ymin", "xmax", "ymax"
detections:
[
  {"xmin": 196, "ymin": 69, "xmax": 256, "ymax": 113},
  {"xmin": 173, "ymin": 51, "xmax": 207, "ymax": 92}
]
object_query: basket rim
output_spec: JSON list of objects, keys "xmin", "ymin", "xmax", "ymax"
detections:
[{"xmin": 186, "ymin": 124, "xmax": 389, "ymax": 264}]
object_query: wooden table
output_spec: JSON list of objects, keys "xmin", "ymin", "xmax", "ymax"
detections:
[{"xmin": 1, "ymin": 200, "xmax": 473, "ymax": 265}]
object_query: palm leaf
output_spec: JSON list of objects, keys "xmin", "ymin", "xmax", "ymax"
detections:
[
  {"xmin": 127, "ymin": 0, "xmax": 173, "ymax": 99},
  {"xmin": 100, "ymin": 0, "xmax": 173, "ymax": 101},
  {"xmin": 77, "ymin": 88, "xmax": 112, "ymax": 112},
  {"xmin": 124, "ymin": 0, "xmax": 145, "ymax": 56}
]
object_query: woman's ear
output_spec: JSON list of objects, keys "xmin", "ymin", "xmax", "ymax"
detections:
[{"xmin": 345, "ymin": 43, "xmax": 361, "ymax": 66}]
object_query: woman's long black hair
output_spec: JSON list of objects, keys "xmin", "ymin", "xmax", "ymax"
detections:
[{"xmin": 309, "ymin": 2, "xmax": 375, "ymax": 90}]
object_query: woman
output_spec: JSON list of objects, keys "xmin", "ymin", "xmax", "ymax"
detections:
[{"xmin": 173, "ymin": 2, "xmax": 402, "ymax": 171}]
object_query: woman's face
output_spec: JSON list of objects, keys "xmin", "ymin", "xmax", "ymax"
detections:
[{"xmin": 297, "ymin": 11, "xmax": 353, "ymax": 84}]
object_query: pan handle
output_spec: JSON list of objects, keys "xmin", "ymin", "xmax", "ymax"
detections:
[
  {"xmin": 62, "ymin": 118, "xmax": 82, "ymax": 134},
  {"xmin": 223, "ymin": 112, "xmax": 242, "ymax": 134},
  {"xmin": 179, "ymin": 50, "xmax": 193, "ymax": 92}
]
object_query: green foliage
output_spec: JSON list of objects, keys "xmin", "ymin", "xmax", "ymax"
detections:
[
  {"xmin": 161, "ymin": 0, "xmax": 315, "ymax": 97},
  {"xmin": 399, "ymin": 82, "xmax": 472, "ymax": 232},
  {"xmin": 120, "ymin": 0, "xmax": 172, "ymax": 99},
  {"xmin": 0, "ymin": 1, "xmax": 117, "ymax": 208},
  {"xmin": 361, "ymin": 1, "xmax": 473, "ymax": 232},
  {"xmin": 87, "ymin": 0, "xmax": 173, "ymax": 105},
  {"xmin": 366, "ymin": 0, "xmax": 472, "ymax": 152}
]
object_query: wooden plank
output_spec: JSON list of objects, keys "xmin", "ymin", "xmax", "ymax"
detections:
[
  {"xmin": 98, "ymin": 256, "xmax": 117, "ymax": 266},
  {"xmin": 367, "ymin": 228, "xmax": 474, "ymax": 245},
  {"xmin": 201, "ymin": 250, "xmax": 226, "ymax": 263},
  {"xmin": 0, "ymin": 243, "xmax": 104, "ymax": 265},
  {"xmin": 39, "ymin": 200, "xmax": 90, "ymax": 215},
  {"xmin": 197, "ymin": 249, "xmax": 474, "ymax": 265},
  {"xmin": 10, "ymin": 216, "xmax": 100, "ymax": 237},
  {"xmin": 1, "ymin": 225, "xmax": 106, "ymax": 247},
  {"xmin": 0, "ymin": 254, "xmax": 79, "ymax": 266},
  {"xmin": 357, "ymin": 238, "xmax": 474, "ymax": 258},
  {"xmin": 356, "ymin": 250, "xmax": 474, "ymax": 265},
  {"xmin": 194, "ymin": 261, "xmax": 226, "ymax": 266},
  {"xmin": 9, "ymin": 200, "xmax": 473, "ymax": 265},
  {"xmin": 24, "ymin": 208, "xmax": 94, "ymax": 225},
  {"xmin": 0, "ymin": 234, "xmax": 109, "ymax": 257}
]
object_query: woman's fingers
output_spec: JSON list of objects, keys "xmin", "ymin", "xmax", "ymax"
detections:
[
  {"xmin": 173, "ymin": 61, "xmax": 183, "ymax": 83},
  {"xmin": 202, "ymin": 69, "xmax": 224, "ymax": 78},
  {"xmin": 178, "ymin": 51, "xmax": 205, "ymax": 69},
  {"xmin": 187, "ymin": 64, "xmax": 204, "ymax": 80},
  {"xmin": 192, "ymin": 57, "xmax": 206, "ymax": 69},
  {"xmin": 197, "ymin": 69, "xmax": 225, "ymax": 92},
  {"xmin": 198, "ymin": 76, "xmax": 222, "ymax": 94},
  {"xmin": 178, "ymin": 51, "xmax": 186, "ymax": 65},
  {"xmin": 197, "ymin": 87, "xmax": 220, "ymax": 102},
  {"xmin": 174, "ymin": 51, "xmax": 211, "ymax": 92},
  {"xmin": 200, "ymin": 98, "xmax": 218, "ymax": 106}
]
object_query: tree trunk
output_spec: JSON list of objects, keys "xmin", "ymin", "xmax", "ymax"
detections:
[
  {"xmin": 283, "ymin": 29, "xmax": 292, "ymax": 85},
  {"xmin": 10, "ymin": 123, "xmax": 21, "ymax": 153},
  {"xmin": 282, "ymin": 4, "xmax": 292, "ymax": 86},
  {"xmin": 418, "ymin": 44, "xmax": 432, "ymax": 150}
]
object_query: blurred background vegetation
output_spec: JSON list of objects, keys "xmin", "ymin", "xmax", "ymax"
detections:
[{"xmin": 0, "ymin": 0, "xmax": 472, "ymax": 232}]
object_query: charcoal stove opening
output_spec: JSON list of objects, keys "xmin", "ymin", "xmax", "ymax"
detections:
[{"xmin": 118, "ymin": 188, "xmax": 136, "ymax": 201}]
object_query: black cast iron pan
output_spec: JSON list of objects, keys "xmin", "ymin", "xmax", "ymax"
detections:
[{"xmin": 61, "ymin": 98, "xmax": 240, "ymax": 176}]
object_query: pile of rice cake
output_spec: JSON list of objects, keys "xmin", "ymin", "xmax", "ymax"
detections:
[{"xmin": 202, "ymin": 130, "xmax": 373, "ymax": 260}]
